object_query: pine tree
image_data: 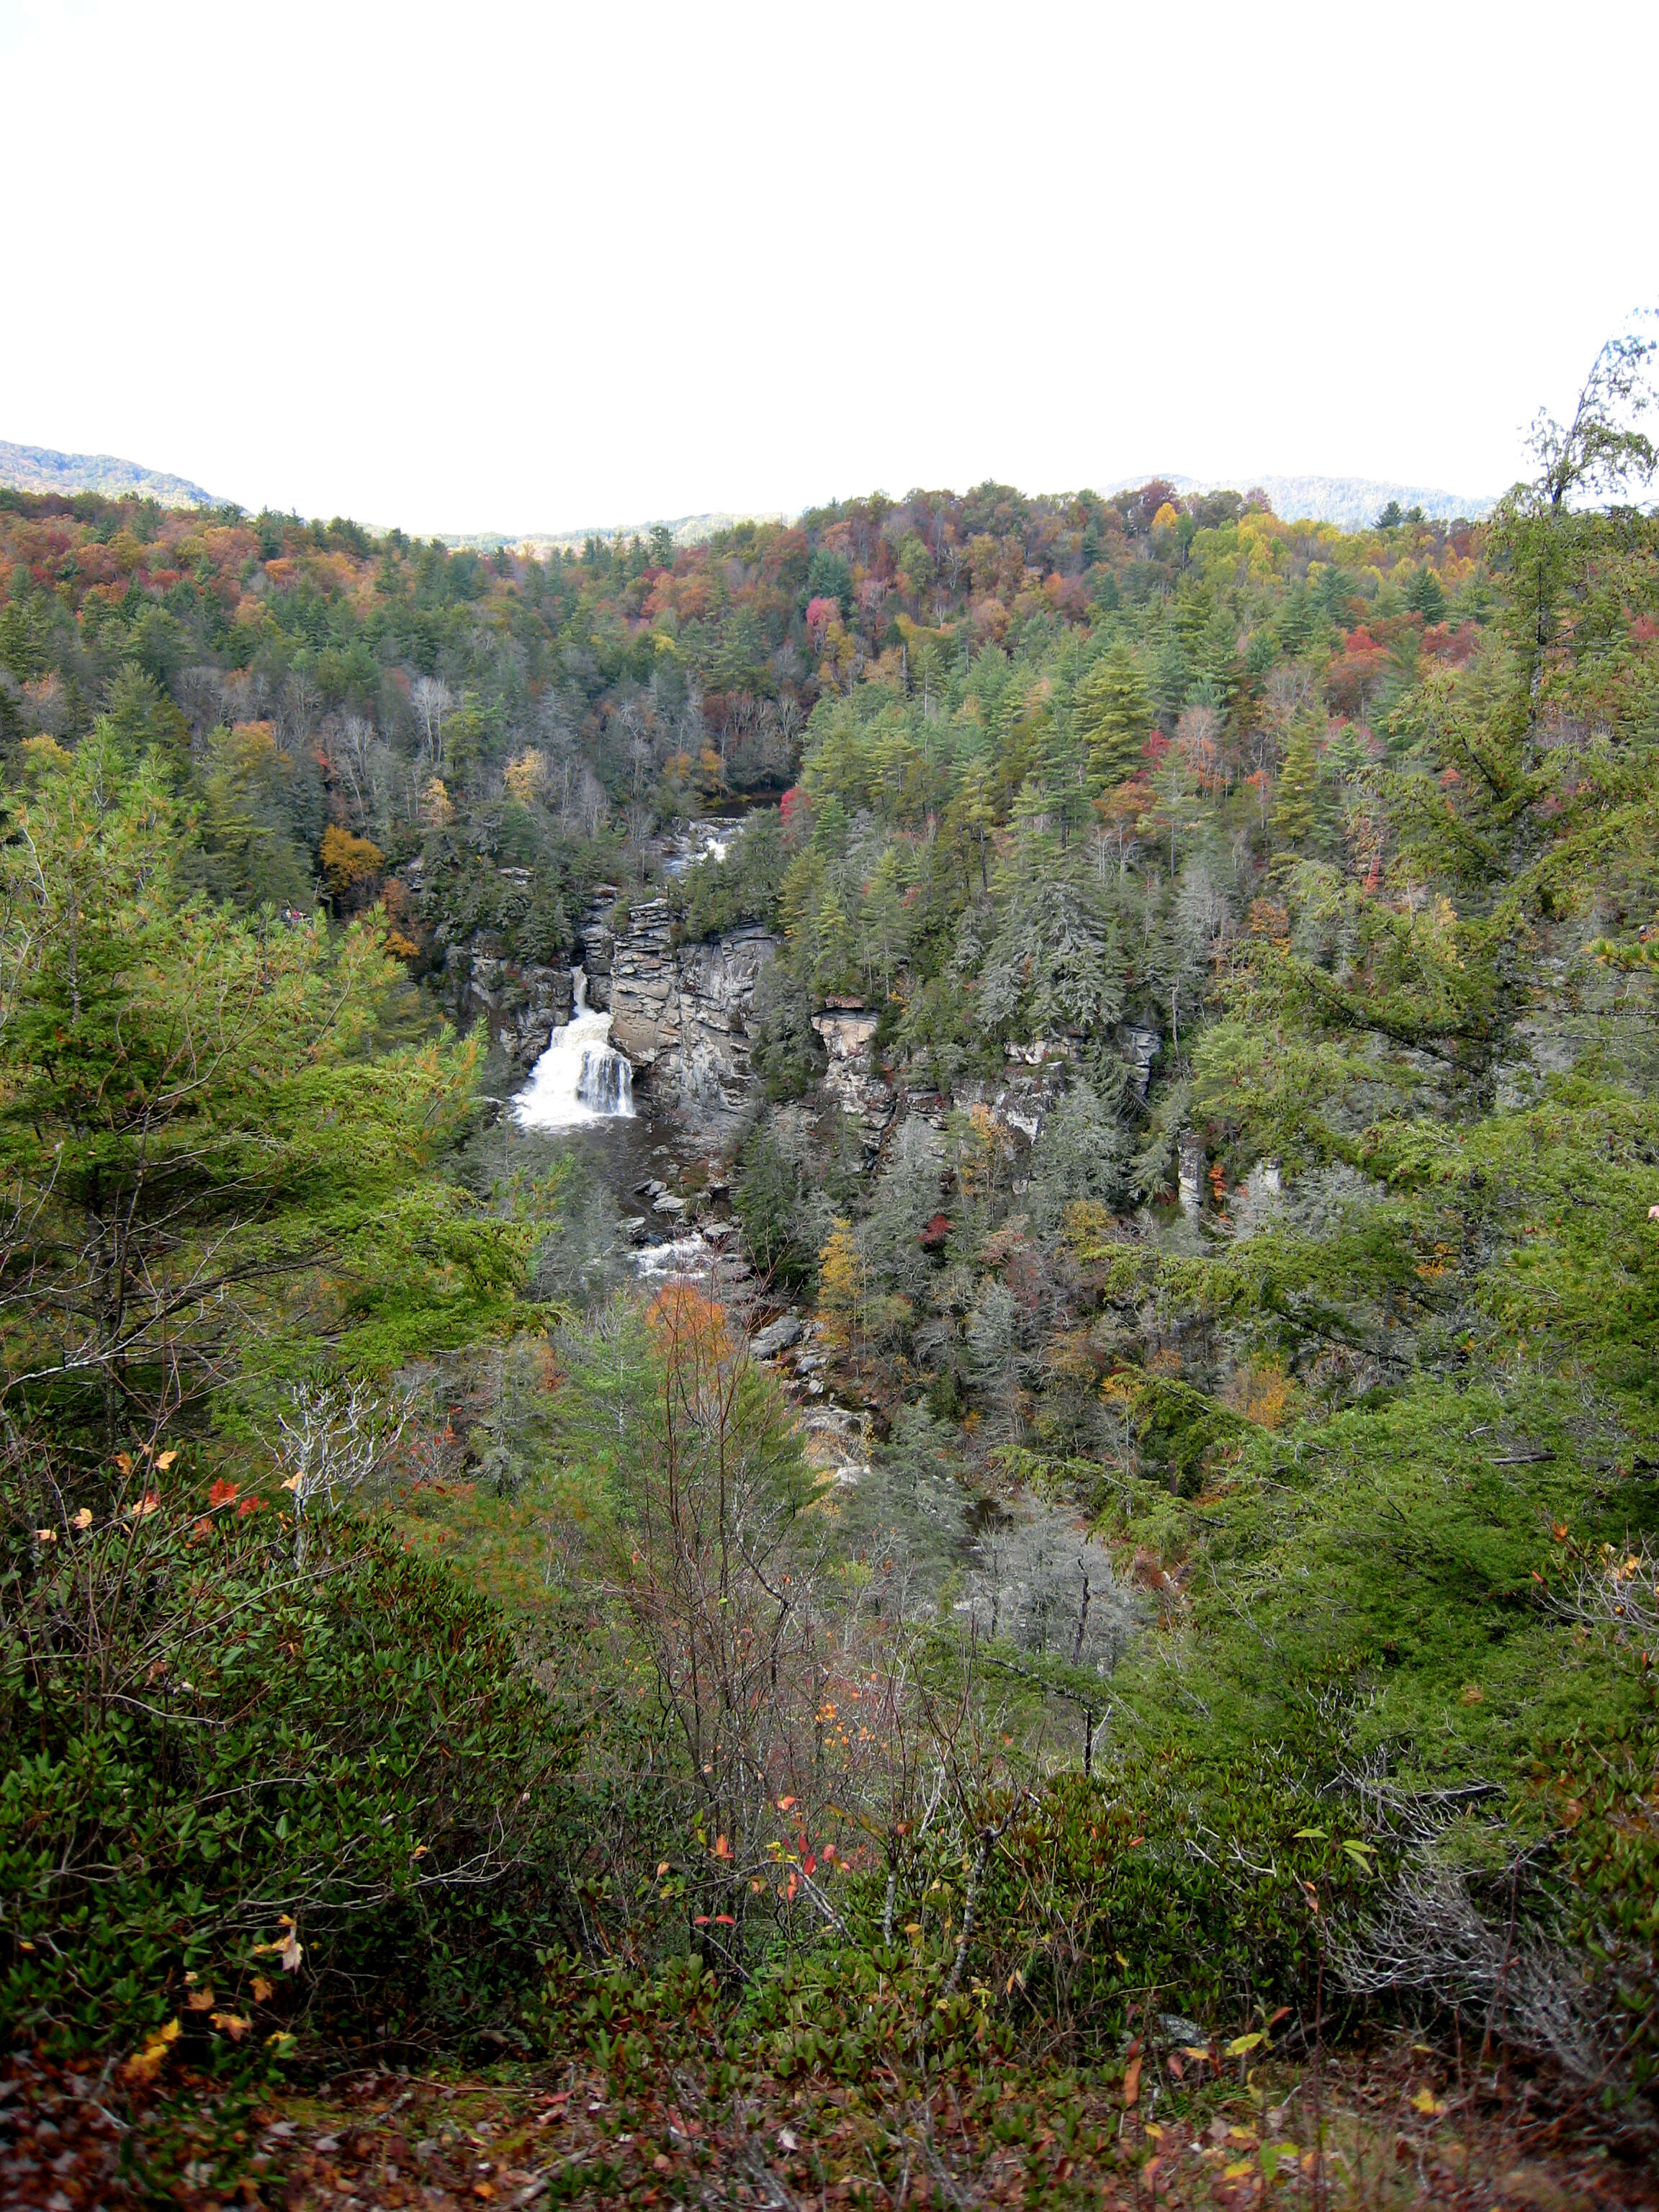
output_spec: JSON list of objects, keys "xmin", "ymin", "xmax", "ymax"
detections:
[
  {"xmin": 1405, "ymin": 565, "xmax": 1448, "ymax": 624},
  {"xmin": 1076, "ymin": 642, "xmax": 1151, "ymax": 785},
  {"xmin": 1269, "ymin": 723, "xmax": 1319, "ymax": 850}
]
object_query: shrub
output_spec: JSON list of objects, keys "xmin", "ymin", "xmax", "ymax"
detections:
[{"xmin": 0, "ymin": 1472, "xmax": 580, "ymax": 2063}]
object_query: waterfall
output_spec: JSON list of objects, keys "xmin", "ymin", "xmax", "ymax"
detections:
[
  {"xmin": 577, "ymin": 1040, "xmax": 633, "ymax": 1115},
  {"xmin": 513, "ymin": 968, "xmax": 636, "ymax": 1130}
]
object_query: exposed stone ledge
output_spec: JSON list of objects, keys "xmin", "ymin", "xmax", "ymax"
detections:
[
  {"xmin": 445, "ymin": 940, "xmax": 574, "ymax": 1072},
  {"xmin": 583, "ymin": 895, "xmax": 778, "ymax": 1123}
]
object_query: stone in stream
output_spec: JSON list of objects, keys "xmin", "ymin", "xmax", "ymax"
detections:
[
  {"xmin": 652, "ymin": 1192, "xmax": 687, "ymax": 1215},
  {"xmin": 750, "ymin": 1315, "xmax": 804, "ymax": 1359}
]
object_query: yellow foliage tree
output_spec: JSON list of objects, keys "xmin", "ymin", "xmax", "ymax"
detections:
[
  {"xmin": 1222, "ymin": 1359, "xmax": 1296, "ymax": 1430},
  {"xmin": 816, "ymin": 1218, "xmax": 864, "ymax": 1355},
  {"xmin": 319, "ymin": 823, "xmax": 385, "ymax": 903},
  {"xmin": 503, "ymin": 747, "xmax": 549, "ymax": 806}
]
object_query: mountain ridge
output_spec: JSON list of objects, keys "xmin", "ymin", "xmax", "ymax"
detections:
[
  {"xmin": 1, "ymin": 436, "xmax": 1499, "ymax": 541},
  {"xmin": 1103, "ymin": 469, "xmax": 1498, "ymax": 528},
  {"xmin": 0, "ymin": 438, "xmax": 221, "ymax": 508}
]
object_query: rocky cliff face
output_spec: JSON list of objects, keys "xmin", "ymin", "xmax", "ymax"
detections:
[
  {"xmin": 582, "ymin": 895, "xmax": 778, "ymax": 1123},
  {"xmin": 443, "ymin": 938, "xmax": 574, "ymax": 1073},
  {"xmin": 811, "ymin": 1008, "xmax": 894, "ymax": 1145}
]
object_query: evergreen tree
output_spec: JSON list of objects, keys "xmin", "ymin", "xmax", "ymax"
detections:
[
  {"xmin": 0, "ymin": 732, "xmax": 529, "ymax": 1450},
  {"xmin": 1404, "ymin": 565, "xmax": 1448, "ymax": 624},
  {"xmin": 1075, "ymin": 642, "xmax": 1151, "ymax": 784},
  {"xmin": 1269, "ymin": 721, "xmax": 1319, "ymax": 850}
]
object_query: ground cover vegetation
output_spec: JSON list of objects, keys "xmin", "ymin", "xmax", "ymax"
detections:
[{"xmin": 1, "ymin": 333, "xmax": 1658, "ymax": 2204}]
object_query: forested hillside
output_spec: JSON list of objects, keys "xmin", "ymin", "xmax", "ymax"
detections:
[
  {"xmin": 0, "ymin": 439, "xmax": 220, "ymax": 508},
  {"xmin": 2, "ymin": 338, "xmax": 1657, "ymax": 2208}
]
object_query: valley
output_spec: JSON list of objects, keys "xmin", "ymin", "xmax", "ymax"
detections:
[{"xmin": 2, "ymin": 339, "xmax": 1657, "ymax": 2207}]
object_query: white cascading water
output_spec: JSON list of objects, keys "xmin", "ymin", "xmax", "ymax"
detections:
[{"xmin": 513, "ymin": 968, "xmax": 635, "ymax": 1130}]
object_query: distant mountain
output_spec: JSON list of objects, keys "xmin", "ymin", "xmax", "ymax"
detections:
[
  {"xmin": 1103, "ymin": 471, "xmax": 1500, "ymax": 529},
  {"xmin": 0, "ymin": 439, "xmax": 1501, "ymax": 541},
  {"xmin": 0, "ymin": 439, "xmax": 222, "ymax": 509},
  {"xmin": 443, "ymin": 512, "xmax": 786, "ymax": 556}
]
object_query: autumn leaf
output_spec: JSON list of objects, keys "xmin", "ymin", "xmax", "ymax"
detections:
[
  {"xmin": 121, "ymin": 2019, "xmax": 180, "ymax": 2082},
  {"xmin": 262, "ymin": 1916, "xmax": 305, "ymax": 1973},
  {"xmin": 72, "ymin": 1507, "xmax": 93, "ymax": 1530},
  {"xmin": 1121, "ymin": 2054, "xmax": 1142, "ymax": 2106},
  {"xmin": 155, "ymin": 1450, "xmax": 178, "ymax": 1470},
  {"xmin": 35, "ymin": 1527, "xmax": 56, "ymax": 1545},
  {"xmin": 1411, "ymin": 2087, "xmax": 1445, "ymax": 2116},
  {"xmin": 251, "ymin": 1974, "xmax": 274, "ymax": 2003},
  {"xmin": 212, "ymin": 2012, "xmax": 251, "ymax": 2040},
  {"xmin": 186, "ymin": 1985, "xmax": 216, "ymax": 2011}
]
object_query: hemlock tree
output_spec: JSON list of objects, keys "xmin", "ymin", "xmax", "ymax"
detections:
[
  {"xmin": 1268, "ymin": 722, "xmax": 1319, "ymax": 850},
  {"xmin": 0, "ymin": 729, "xmax": 535, "ymax": 1464},
  {"xmin": 1075, "ymin": 642, "xmax": 1152, "ymax": 786}
]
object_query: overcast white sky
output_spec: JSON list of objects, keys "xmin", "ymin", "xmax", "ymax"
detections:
[{"xmin": 3, "ymin": 0, "xmax": 1653, "ymax": 534}]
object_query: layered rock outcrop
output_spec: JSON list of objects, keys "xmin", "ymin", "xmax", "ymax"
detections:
[
  {"xmin": 443, "ymin": 938, "xmax": 575, "ymax": 1072},
  {"xmin": 581, "ymin": 894, "xmax": 778, "ymax": 1122},
  {"xmin": 811, "ymin": 1007, "xmax": 894, "ymax": 1144}
]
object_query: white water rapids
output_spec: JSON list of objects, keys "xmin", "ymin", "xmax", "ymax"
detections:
[{"xmin": 512, "ymin": 968, "xmax": 635, "ymax": 1130}]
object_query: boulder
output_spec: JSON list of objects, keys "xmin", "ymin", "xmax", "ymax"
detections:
[{"xmin": 750, "ymin": 1314, "xmax": 805, "ymax": 1359}]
